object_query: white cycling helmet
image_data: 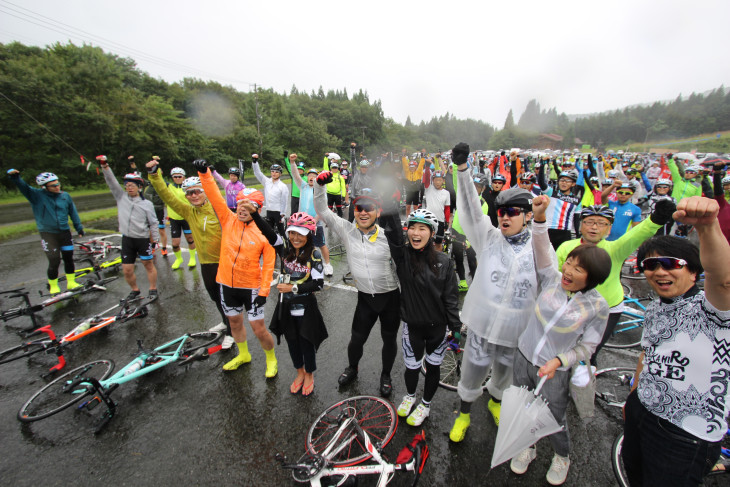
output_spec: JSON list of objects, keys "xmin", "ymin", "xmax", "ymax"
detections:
[
  {"xmin": 406, "ymin": 209, "xmax": 439, "ymax": 233},
  {"xmin": 170, "ymin": 167, "xmax": 186, "ymax": 177},
  {"xmin": 181, "ymin": 176, "xmax": 202, "ymax": 190},
  {"xmin": 722, "ymin": 175, "xmax": 730, "ymax": 186},
  {"xmin": 655, "ymin": 178, "xmax": 673, "ymax": 187},
  {"xmin": 36, "ymin": 172, "xmax": 59, "ymax": 186}
]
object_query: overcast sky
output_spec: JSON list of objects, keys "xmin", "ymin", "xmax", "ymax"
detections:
[{"xmin": 2, "ymin": 0, "xmax": 729, "ymax": 128}]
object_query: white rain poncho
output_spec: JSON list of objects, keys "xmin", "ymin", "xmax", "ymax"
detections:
[
  {"xmin": 517, "ymin": 221, "xmax": 609, "ymax": 369},
  {"xmin": 456, "ymin": 169, "xmax": 538, "ymax": 346}
]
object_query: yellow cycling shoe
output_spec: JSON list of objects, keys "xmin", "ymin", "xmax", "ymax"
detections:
[
  {"xmin": 265, "ymin": 358, "xmax": 278, "ymax": 378},
  {"xmin": 488, "ymin": 398, "xmax": 501, "ymax": 426},
  {"xmin": 449, "ymin": 412, "xmax": 470, "ymax": 442},
  {"xmin": 222, "ymin": 352, "xmax": 251, "ymax": 371}
]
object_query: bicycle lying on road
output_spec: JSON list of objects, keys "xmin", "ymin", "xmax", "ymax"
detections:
[
  {"xmin": 17, "ymin": 330, "xmax": 223, "ymax": 433},
  {"xmin": 276, "ymin": 395, "xmax": 429, "ymax": 486},
  {"xmin": 0, "ymin": 277, "xmax": 118, "ymax": 330},
  {"xmin": 0, "ymin": 296, "xmax": 152, "ymax": 375},
  {"xmin": 73, "ymin": 234, "xmax": 122, "ymax": 262}
]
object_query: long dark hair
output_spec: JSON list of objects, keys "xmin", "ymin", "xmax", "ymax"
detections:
[
  {"xmin": 406, "ymin": 235, "xmax": 440, "ymax": 277},
  {"xmin": 285, "ymin": 232, "xmax": 315, "ymax": 266}
]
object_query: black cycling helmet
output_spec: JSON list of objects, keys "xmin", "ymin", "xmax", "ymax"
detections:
[
  {"xmin": 495, "ymin": 188, "xmax": 533, "ymax": 210},
  {"xmin": 270, "ymin": 164, "xmax": 283, "ymax": 173},
  {"xmin": 581, "ymin": 205, "xmax": 615, "ymax": 222},
  {"xmin": 492, "ymin": 173, "xmax": 507, "ymax": 184},
  {"xmin": 229, "ymin": 167, "xmax": 241, "ymax": 176}
]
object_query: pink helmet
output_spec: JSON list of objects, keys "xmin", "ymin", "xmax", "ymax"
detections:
[
  {"xmin": 288, "ymin": 212, "xmax": 317, "ymax": 232},
  {"xmin": 236, "ymin": 188, "xmax": 265, "ymax": 208}
]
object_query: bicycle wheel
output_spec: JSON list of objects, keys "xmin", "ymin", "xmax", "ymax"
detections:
[
  {"xmin": 420, "ymin": 331, "xmax": 488, "ymax": 392},
  {"xmin": 180, "ymin": 331, "xmax": 223, "ymax": 356},
  {"xmin": 612, "ymin": 433, "xmax": 629, "ymax": 487},
  {"xmin": 604, "ymin": 311, "xmax": 644, "ymax": 349},
  {"xmin": 306, "ymin": 396, "xmax": 397, "ymax": 467},
  {"xmin": 18, "ymin": 359, "xmax": 115, "ymax": 422},
  {"xmin": 0, "ymin": 341, "xmax": 49, "ymax": 365},
  {"xmin": 595, "ymin": 367, "xmax": 635, "ymax": 407}
]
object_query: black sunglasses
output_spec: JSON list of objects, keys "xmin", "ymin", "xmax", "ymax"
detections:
[
  {"xmin": 355, "ymin": 204, "xmax": 377, "ymax": 213},
  {"xmin": 640, "ymin": 256, "xmax": 687, "ymax": 271},
  {"xmin": 497, "ymin": 207, "xmax": 523, "ymax": 218}
]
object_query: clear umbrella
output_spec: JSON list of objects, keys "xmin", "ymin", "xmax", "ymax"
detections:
[
  {"xmin": 490, "ymin": 375, "xmax": 564, "ymax": 469},
  {"xmin": 328, "ymin": 152, "xmax": 341, "ymax": 161},
  {"xmin": 673, "ymin": 152, "xmax": 696, "ymax": 161}
]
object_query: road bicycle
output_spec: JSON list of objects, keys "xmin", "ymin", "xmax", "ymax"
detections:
[
  {"xmin": 17, "ymin": 330, "xmax": 223, "ymax": 433},
  {"xmin": 420, "ymin": 326, "xmax": 488, "ymax": 392},
  {"xmin": 603, "ymin": 295, "xmax": 652, "ymax": 349},
  {"xmin": 0, "ymin": 296, "xmax": 151, "ymax": 375},
  {"xmin": 0, "ymin": 277, "xmax": 118, "ymax": 330},
  {"xmin": 59, "ymin": 255, "xmax": 122, "ymax": 283},
  {"xmin": 73, "ymin": 234, "xmax": 122, "ymax": 262},
  {"xmin": 276, "ymin": 395, "xmax": 429, "ymax": 486}
]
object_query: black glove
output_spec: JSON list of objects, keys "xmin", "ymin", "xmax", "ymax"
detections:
[
  {"xmin": 253, "ymin": 295, "xmax": 267, "ymax": 308},
  {"xmin": 650, "ymin": 198, "xmax": 676, "ymax": 225},
  {"xmin": 78, "ymin": 230, "xmax": 85, "ymax": 238},
  {"xmin": 192, "ymin": 159, "xmax": 209, "ymax": 173},
  {"xmin": 666, "ymin": 153, "xmax": 673, "ymax": 160},
  {"xmin": 451, "ymin": 142, "xmax": 470, "ymax": 165},
  {"xmin": 316, "ymin": 171, "xmax": 333, "ymax": 186},
  {"xmin": 147, "ymin": 163, "xmax": 159, "ymax": 174},
  {"xmin": 283, "ymin": 150, "xmax": 288, "ymax": 158}
]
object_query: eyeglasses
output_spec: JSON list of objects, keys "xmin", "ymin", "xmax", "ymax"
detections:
[
  {"xmin": 582, "ymin": 220, "xmax": 610, "ymax": 228},
  {"xmin": 46, "ymin": 183, "xmax": 60, "ymax": 188},
  {"xmin": 640, "ymin": 256, "xmax": 688, "ymax": 271},
  {"xmin": 616, "ymin": 191, "xmax": 634, "ymax": 196},
  {"xmin": 355, "ymin": 204, "xmax": 377, "ymax": 213},
  {"xmin": 497, "ymin": 207, "xmax": 523, "ymax": 218},
  {"xmin": 185, "ymin": 189, "xmax": 203, "ymax": 196}
]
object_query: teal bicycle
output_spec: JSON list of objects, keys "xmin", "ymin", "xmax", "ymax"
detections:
[{"xmin": 17, "ymin": 330, "xmax": 223, "ymax": 432}]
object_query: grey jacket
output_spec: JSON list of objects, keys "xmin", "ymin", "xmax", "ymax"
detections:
[{"xmin": 103, "ymin": 166, "xmax": 160, "ymax": 241}]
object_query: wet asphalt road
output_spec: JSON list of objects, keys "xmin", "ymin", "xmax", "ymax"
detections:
[{"xmin": 0, "ymin": 227, "xmax": 640, "ymax": 486}]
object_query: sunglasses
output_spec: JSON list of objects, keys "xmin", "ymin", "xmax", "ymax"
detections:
[
  {"xmin": 355, "ymin": 204, "xmax": 377, "ymax": 213},
  {"xmin": 492, "ymin": 181, "xmax": 505, "ymax": 185},
  {"xmin": 497, "ymin": 207, "xmax": 523, "ymax": 217},
  {"xmin": 617, "ymin": 191, "xmax": 634, "ymax": 196},
  {"xmin": 655, "ymin": 185, "xmax": 670, "ymax": 189},
  {"xmin": 640, "ymin": 256, "xmax": 687, "ymax": 271},
  {"xmin": 185, "ymin": 189, "xmax": 203, "ymax": 196},
  {"xmin": 46, "ymin": 183, "xmax": 60, "ymax": 188},
  {"xmin": 172, "ymin": 175, "xmax": 184, "ymax": 178}
]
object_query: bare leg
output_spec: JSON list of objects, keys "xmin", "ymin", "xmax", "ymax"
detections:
[
  {"xmin": 122, "ymin": 263, "xmax": 138, "ymax": 291},
  {"xmin": 142, "ymin": 260, "xmax": 157, "ymax": 290}
]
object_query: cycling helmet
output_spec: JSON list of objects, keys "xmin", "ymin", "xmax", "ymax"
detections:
[
  {"xmin": 722, "ymin": 175, "xmax": 730, "ymax": 185},
  {"xmin": 123, "ymin": 173, "xmax": 145, "ymax": 187},
  {"xmin": 432, "ymin": 170, "xmax": 445, "ymax": 179},
  {"xmin": 36, "ymin": 172, "xmax": 58, "ymax": 186},
  {"xmin": 288, "ymin": 212, "xmax": 317, "ymax": 234},
  {"xmin": 494, "ymin": 188, "xmax": 533, "ymax": 210},
  {"xmin": 492, "ymin": 173, "xmax": 507, "ymax": 183},
  {"xmin": 352, "ymin": 188, "xmax": 381, "ymax": 208},
  {"xmin": 330, "ymin": 162, "xmax": 339, "ymax": 170},
  {"xmin": 236, "ymin": 188, "xmax": 265, "ymax": 208},
  {"xmin": 181, "ymin": 176, "xmax": 202, "ymax": 190},
  {"xmin": 685, "ymin": 165, "xmax": 701, "ymax": 174},
  {"xmin": 228, "ymin": 167, "xmax": 241, "ymax": 176},
  {"xmin": 558, "ymin": 170, "xmax": 578, "ymax": 182},
  {"xmin": 473, "ymin": 174, "xmax": 488, "ymax": 186},
  {"xmin": 589, "ymin": 176, "xmax": 599, "ymax": 185},
  {"xmin": 581, "ymin": 205, "xmax": 615, "ymax": 222},
  {"xmin": 359, "ymin": 160, "xmax": 371, "ymax": 168},
  {"xmin": 296, "ymin": 162, "xmax": 305, "ymax": 171},
  {"xmin": 520, "ymin": 171, "xmax": 536, "ymax": 182},
  {"xmin": 655, "ymin": 178, "xmax": 673, "ymax": 187},
  {"xmin": 307, "ymin": 168, "xmax": 319, "ymax": 176},
  {"xmin": 406, "ymin": 209, "xmax": 438, "ymax": 233},
  {"xmin": 270, "ymin": 164, "xmax": 283, "ymax": 173},
  {"xmin": 607, "ymin": 170, "xmax": 620, "ymax": 178},
  {"xmin": 170, "ymin": 167, "xmax": 186, "ymax": 177}
]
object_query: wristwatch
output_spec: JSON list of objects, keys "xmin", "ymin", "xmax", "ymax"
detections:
[{"xmin": 291, "ymin": 284, "xmax": 298, "ymax": 294}]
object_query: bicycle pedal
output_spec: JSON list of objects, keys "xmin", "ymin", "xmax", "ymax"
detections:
[{"xmin": 81, "ymin": 396, "xmax": 102, "ymax": 411}]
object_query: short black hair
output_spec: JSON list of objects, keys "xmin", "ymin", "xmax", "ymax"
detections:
[
  {"xmin": 565, "ymin": 244, "xmax": 612, "ymax": 291},
  {"xmin": 637, "ymin": 236, "xmax": 702, "ymax": 275}
]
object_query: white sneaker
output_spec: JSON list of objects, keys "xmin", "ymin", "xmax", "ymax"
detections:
[
  {"xmin": 397, "ymin": 395, "xmax": 416, "ymax": 417},
  {"xmin": 546, "ymin": 454, "xmax": 570, "ymax": 485},
  {"xmin": 406, "ymin": 403, "xmax": 430, "ymax": 426},
  {"xmin": 209, "ymin": 322, "xmax": 227, "ymax": 333},
  {"xmin": 510, "ymin": 446, "xmax": 536, "ymax": 475},
  {"xmin": 323, "ymin": 263, "xmax": 334, "ymax": 276},
  {"xmin": 221, "ymin": 335, "xmax": 235, "ymax": 350}
]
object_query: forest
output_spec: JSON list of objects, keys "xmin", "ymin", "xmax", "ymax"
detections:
[{"xmin": 1, "ymin": 41, "xmax": 729, "ymax": 189}]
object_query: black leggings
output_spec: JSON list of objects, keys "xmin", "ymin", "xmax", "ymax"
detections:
[
  {"xmin": 451, "ymin": 232, "xmax": 477, "ymax": 280},
  {"xmin": 40, "ymin": 231, "xmax": 75, "ymax": 280},
  {"xmin": 347, "ymin": 290, "xmax": 401, "ymax": 375},
  {"xmin": 548, "ymin": 228, "xmax": 573, "ymax": 251},
  {"xmin": 590, "ymin": 311, "xmax": 622, "ymax": 366},
  {"xmin": 327, "ymin": 193, "xmax": 343, "ymax": 218},
  {"xmin": 199, "ymin": 263, "xmax": 229, "ymax": 334},
  {"xmin": 404, "ymin": 324, "xmax": 447, "ymax": 403},
  {"xmin": 286, "ymin": 315, "xmax": 317, "ymax": 372},
  {"xmin": 265, "ymin": 210, "xmax": 285, "ymax": 236}
]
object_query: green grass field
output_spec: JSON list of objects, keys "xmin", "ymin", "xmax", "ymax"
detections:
[{"xmin": 0, "ymin": 208, "xmax": 119, "ymax": 242}]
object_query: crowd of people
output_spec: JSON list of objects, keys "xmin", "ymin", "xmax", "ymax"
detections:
[{"xmin": 7, "ymin": 142, "xmax": 730, "ymax": 486}]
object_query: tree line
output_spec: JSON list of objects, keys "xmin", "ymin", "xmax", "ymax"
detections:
[{"xmin": 1, "ymin": 41, "xmax": 728, "ymax": 191}]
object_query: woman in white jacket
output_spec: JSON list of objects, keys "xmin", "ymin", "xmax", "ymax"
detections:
[{"xmin": 508, "ymin": 194, "xmax": 611, "ymax": 486}]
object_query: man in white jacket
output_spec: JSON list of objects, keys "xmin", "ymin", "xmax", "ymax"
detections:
[{"xmin": 252, "ymin": 154, "xmax": 290, "ymax": 236}]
